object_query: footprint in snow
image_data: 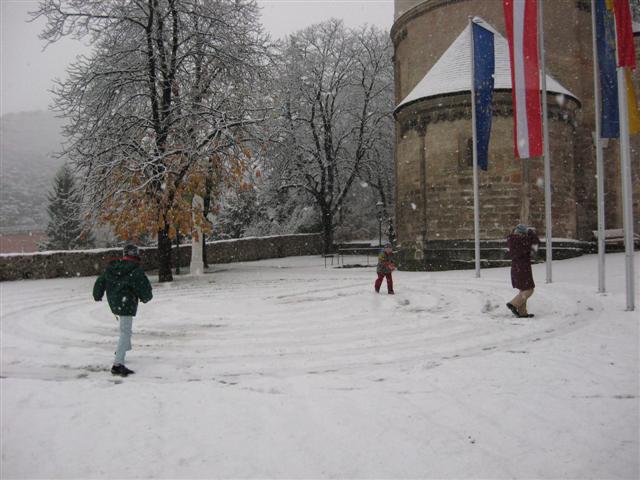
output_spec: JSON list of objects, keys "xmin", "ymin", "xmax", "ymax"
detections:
[{"xmin": 481, "ymin": 300, "xmax": 500, "ymax": 313}]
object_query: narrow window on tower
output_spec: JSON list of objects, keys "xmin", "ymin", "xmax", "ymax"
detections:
[{"xmin": 457, "ymin": 135, "xmax": 473, "ymax": 169}]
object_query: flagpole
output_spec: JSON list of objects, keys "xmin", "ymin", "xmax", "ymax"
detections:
[
  {"xmin": 611, "ymin": 1, "xmax": 635, "ymax": 311},
  {"xmin": 616, "ymin": 66, "xmax": 635, "ymax": 311},
  {"xmin": 538, "ymin": 0, "xmax": 553, "ymax": 284},
  {"xmin": 591, "ymin": 0, "xmax": 606, "ymax": 293},
  {"xmin": 469, "ymin": 17, "xmax": 481, "ymax": 278}
]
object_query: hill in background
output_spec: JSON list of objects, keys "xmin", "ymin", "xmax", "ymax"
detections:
[{"xmin": 1, "ymin": 110, "xmax": 67, "ymax": 232}]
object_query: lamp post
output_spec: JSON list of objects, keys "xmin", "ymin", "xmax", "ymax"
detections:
[
  {"xmin": 376, "ymin": 201, "xmax": 384, "ymax": 248},
  {"xmin": 387, "ymin": 217, "xmax": 396, "ymax": 248}
]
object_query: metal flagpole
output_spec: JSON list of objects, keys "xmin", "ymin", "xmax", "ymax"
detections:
[
  {"xmin": 591, "ymin": 0, "xmax": 606, "ymax": 293},
  {"xmin": 538, "ymin": 0, "xmax": 553, "ymax": 284},
  {"xmin": 470, "ymin": 17, "xmax": 481, "ymax": 278},
  {"xmin": 616, "ymin": 67, "xmax": 636, "ymax": 311},
  {"xmin": 610, "ymin": 2, "xmax": 635, "ymax": 311}
]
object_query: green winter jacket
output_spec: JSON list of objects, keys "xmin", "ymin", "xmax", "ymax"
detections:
[{"xmin": 93, "ymin": 258, "xmax": 153, "ymax": 316}]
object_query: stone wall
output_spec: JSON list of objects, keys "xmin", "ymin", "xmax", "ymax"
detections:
[
  {"xmin": 395, "ymin": 93, "xmax": 581, "ymax": 249},
  {"xmin": 0, "ymin": 233, "xmax": 324, "ymax": 282}
]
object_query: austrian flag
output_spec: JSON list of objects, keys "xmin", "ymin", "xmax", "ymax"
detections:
[{"xmin": 503, "ymin": 0, "xmax": 543, "ymax": 159}]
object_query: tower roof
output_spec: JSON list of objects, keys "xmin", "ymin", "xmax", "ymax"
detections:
[{"xmin": 395, "ymin": 17, "xmax": 578, "ymax": 114}]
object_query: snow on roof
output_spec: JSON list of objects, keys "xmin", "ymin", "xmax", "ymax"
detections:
[
  {"xmin": 396, "ymin": 17, "xmax": 578, "ymax": 113},
  {"xmin": 633, "ymin": 20, "xmax": 640, "ymax": 34}
]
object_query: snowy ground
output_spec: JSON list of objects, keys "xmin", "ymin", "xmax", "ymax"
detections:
[{"xmin": 1, "ymin": 253, "xmax": 638, "ymax": 479}]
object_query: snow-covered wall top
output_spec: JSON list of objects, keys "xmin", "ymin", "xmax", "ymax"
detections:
[
  {"xmin": 395, "ymin": 17, "xmax": 578, "ymax": 113},
  {"xmin": 0, "ymin": 233, "xmax": 324, "ymax": 282}
]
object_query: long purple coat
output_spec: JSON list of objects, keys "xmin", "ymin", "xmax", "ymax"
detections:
[{"xmin": 507, "ymin": 231, "xmax": 540, "ymax": 290}]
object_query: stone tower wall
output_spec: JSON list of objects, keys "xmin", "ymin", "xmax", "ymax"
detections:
[
  {"xmin": 396, "ymin": 94, "xmax": 580, "ymax": 244},
  {"xmin": 392, "ymin": 0, "xmax": 639, "ymax": 256}
]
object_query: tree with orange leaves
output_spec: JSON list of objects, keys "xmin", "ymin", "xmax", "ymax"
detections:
[{"xmin": 34, "ymin": 0, "xmax": 269, "ymax": 281}]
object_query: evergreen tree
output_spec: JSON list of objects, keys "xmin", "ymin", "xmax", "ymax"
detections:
[
  {"xmin": 217, "ymin": 188, "xmax": 263, "ymax": 239},
  {"xmin": 42, "ymin": 164, "xmax": 94, "ymax": 250}
]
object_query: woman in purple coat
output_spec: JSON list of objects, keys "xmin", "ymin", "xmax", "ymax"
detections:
[{"xmin": 506, "ymin": 224, "xmax": 540, "ymax": 318}]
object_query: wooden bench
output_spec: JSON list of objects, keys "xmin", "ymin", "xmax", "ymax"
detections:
[
  {"xmin": 322, "ymin": 253, "xmax": 338, "ymax": 268},
  {"xmin": 592, "ymin": 228, "xmax": 640, "ymax": 246},
  {"xmin": 337, "ymin": 247, "xmax": 382, "ymax": 266}
]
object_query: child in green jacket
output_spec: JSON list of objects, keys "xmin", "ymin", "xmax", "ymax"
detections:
[{"xmin": 93, "ymin": 244, "xmax": 152, "ymax": 376}]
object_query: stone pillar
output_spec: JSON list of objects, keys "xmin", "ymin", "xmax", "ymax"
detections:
[
  {"xmin": 190, "ymin": 195, "xmax": 204, "ymax": 276},
  {"xmin": 418, "ymin": 122, "xmax": 428, "ymax": 259}
]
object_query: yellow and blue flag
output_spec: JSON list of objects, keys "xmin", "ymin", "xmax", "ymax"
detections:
[{"xmin": 596, "ymin": 0, "xmax": 639, "ymax": 137}]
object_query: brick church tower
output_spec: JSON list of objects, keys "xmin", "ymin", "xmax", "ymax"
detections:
[{"xmin": 391, "ymin": 0, "xmax": 639, "ymax": 269}]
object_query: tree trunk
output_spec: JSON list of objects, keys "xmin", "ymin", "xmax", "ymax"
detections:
[
  {"xmin": 322, "ymin": 209, "xmax": 334, "ymax": 254},
  {"xmin": 175, "ymin": 232, "xmax": 181, "ymax": 275},
  {"xmin": 202, "ymin": 186, "xmax": 212, "ymax": 268},
  {"xmin": 202, "ymin": 233, "xmax": 208, "ymax": 268},
  {"xmin": 157, "ymin": 226, "xmax": 173, "ymax": 282}
]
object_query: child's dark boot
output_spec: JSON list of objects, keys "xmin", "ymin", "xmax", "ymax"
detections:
[{"xmin": 111, "ymin": 364, "xmax": 135, "ymax": 376}]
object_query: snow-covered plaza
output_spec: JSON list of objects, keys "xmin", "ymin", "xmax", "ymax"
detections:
[{"xmin": 1, "ymin": 253, "xmax": 638, "ymax": 479}]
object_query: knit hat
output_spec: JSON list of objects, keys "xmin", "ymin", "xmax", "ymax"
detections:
[
  {"xmin": 123, "ymin": 244, "xmax": 140, "ymax": 258},
  {"xmin": 514, "ymin": 224, "xmax": 528, "ymax": 234}
]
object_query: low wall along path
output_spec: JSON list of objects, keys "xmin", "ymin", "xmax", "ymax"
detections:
[{"xmin": 0, "ymin": 233, "xmax": 324, "ymax": 282}]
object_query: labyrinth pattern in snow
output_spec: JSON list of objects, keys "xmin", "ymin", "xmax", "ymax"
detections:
[
  {"xmin": 1, "ymin": 256, "xmax": 597, "ymax": 382},
  {"xmin": 1, "ymin": 255, "xmax": 637, "ymax": 479}
]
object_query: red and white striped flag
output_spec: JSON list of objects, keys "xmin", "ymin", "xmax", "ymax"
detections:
[
  {"xmin": 612, "ymin": 0, "xmax": 636, "ymax": 69},
  {"xmin": 503, "ymin": 0, "xmax": 543, "ymax": 158}
]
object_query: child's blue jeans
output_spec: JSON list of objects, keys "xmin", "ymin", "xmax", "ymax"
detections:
[{"xmin": 114, "ymin": 315, "xmax": 133, "ymax": 365}]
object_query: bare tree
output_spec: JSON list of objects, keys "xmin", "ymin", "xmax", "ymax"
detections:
[
  {"xmin": 358, "ymin": 123, "xmax": 395, "ymax": 220},
  {"xmin": 270, "ymin": 20, "xmax": 394, "ymax": 253},
  {"xmin": 33, "ymin": 0, "xmax": 268, "ymax": 281}
]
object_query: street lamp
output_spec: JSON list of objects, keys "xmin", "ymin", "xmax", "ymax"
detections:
[
  {"xmin": 376, "ymin": 201, "xmax": 384, "ymax": 248},
  {"xmin": 387, "ymin": 217, "xmax": 396, "ymax": 248}
]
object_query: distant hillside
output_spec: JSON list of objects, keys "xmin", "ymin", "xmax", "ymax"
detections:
[{"xmin": 0, "ymin": 111, "xmax": 67, "ymax": 231}]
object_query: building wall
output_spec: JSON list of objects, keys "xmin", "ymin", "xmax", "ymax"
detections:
[
  {"xmin": 0, "ymin": 231, "xmax": 47, "ymax": 254},
  {"xmin": 392, "ymin": 0, "xmax": 639, "ymax": 254},
  {"xmin": 396, "ymin": 94, "xmax": 580, "ymax": 244},
  {"xmin": 395, "ymin": 127, "xmax": 427, "ymax": 251},
  {"xmin": 394, "ymin": 0, "xmax": 425, "ymax": 20}
]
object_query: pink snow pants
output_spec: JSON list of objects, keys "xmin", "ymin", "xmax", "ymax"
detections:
[{"xmin": 375, "ymin": 273, "xmax": 393, "ymax": 293}]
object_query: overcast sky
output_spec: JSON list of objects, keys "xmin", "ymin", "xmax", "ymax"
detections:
[{"xmin": 0, "ymin": 0, "xmax": 393, "ymax": 116}]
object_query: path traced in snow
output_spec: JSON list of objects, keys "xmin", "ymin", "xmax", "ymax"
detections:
[{"xmin": 1, "ymin": 254, "xmax": 638, "ymax": 479}]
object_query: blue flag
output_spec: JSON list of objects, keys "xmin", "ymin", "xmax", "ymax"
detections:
[
  {"xmin": 472, "ymin": 22, "xmax": 494, "ymax": 171},
  {"xmin": 595, "ymin": 0, "xmax": 619, "ymax": 138}
]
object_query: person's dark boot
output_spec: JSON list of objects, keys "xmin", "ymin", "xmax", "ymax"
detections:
[
  {"xmin": 111, "ymin": 364, "xmax": 135, "ymax": 376},
  {"xmin": 506, "ymin": 303, "xmax": 519, "ymax": 317}
]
